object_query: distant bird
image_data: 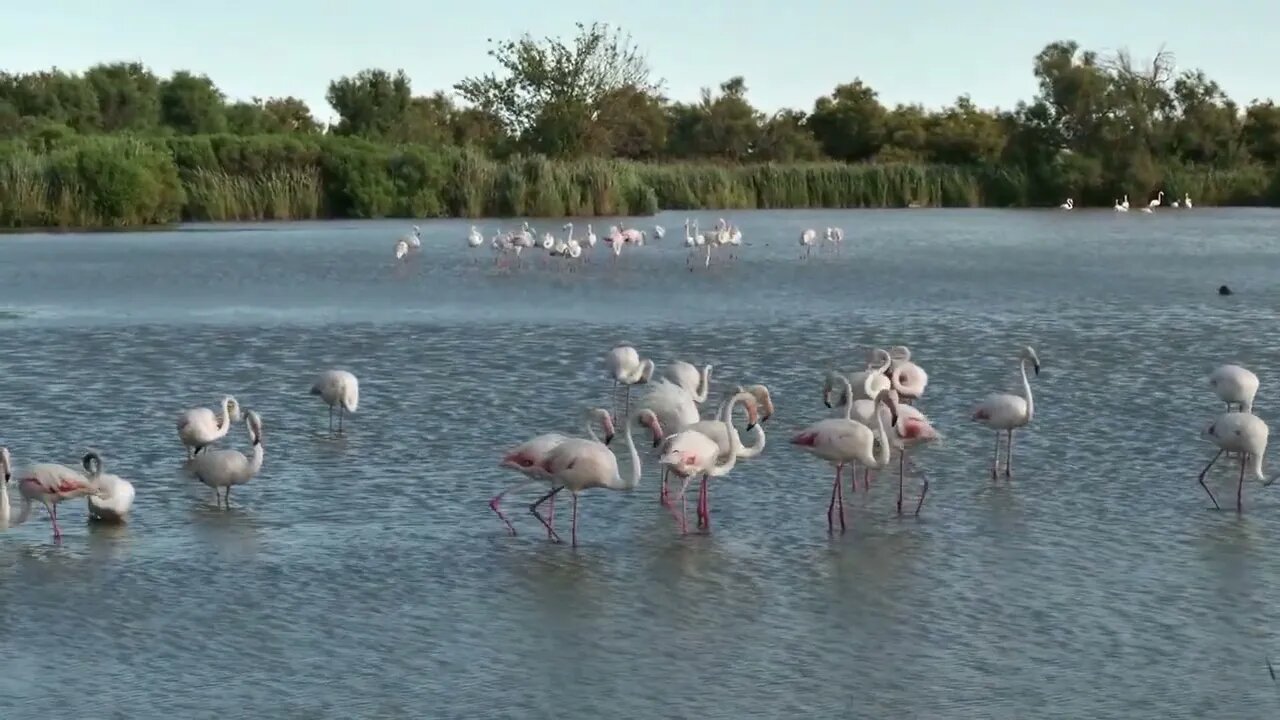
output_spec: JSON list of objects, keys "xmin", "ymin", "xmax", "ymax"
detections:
[
  {"xmin": 799, "ymin": 228, "xmax": 818, "ymax": 258},
  {"xmin": 187, "ymin": 411, "xmax": 264, "ymax": 509},
  {"xmin": 1184, "ymin": 193, "xmax": 1194, "ymax": 209},
  {"xmin": 1149, "ymin": 191, "xmax": 1164, "ymax": 209},
  {"xmin": 176, "ymin": 395, "xmax": 242, "ymax": 458},
  {"xmin": 585, "ymin": 224, "xmax": 597, "ymax": 251},
  {"xmin": 606, "ymin": 345, "xmax": 654, "ymax": 422},
  {"xmin": 402, "ymin": 225, "xmax": 421, "ymax": 249},
  {"xmin": 311, "ymin": 369, "xmax": 359, "ymax": 433},
  {"xmin": 83, "ymin": 451, "xmax": 135, "ymax": 523},
  {"xmin": 653, "ymin": 225, "xmax": 666, "ymax": 240},
  {"xmin": 971, "ymin": 346, "xmax": 1041, "ymax": 479},
  {"xmin": 466, "ymin": 225, "xmax": 484, "ymax": 248},
  {"xmin": 1218, "ymin": 285, "xmax": 1233, "ymax": 296},
  {"xmin": 1059, "ymin": 198, "xmax": 1074, "ymax": 210},
  {"xmin": 0, "ymin": 447, "xmax": 14, "ymax": 529},
  {"xmin": 1209, "ymin": 364, "xmax": 1259, "ymax": 413},
  {"xmin": 9, "ymin": 454, "xmax": 104, "ymax": 539},
  {"xmin": 1114, "ymin": 199, "xmax": 1128, "ymax": 213},
  {"xmin": 1122, "ymin": 194, "xmax": 1130, "ymax": 211},
  {"xmin": 394, "ymin": 239, "xmax": 410, "ymax": 260}
]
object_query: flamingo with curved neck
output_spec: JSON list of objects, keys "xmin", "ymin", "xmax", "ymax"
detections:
[
  {"xmin": 971, "ymin": 346, "xmax": 1040, "ymax": 478},
  {"xmin": 658, "ymin": 390, "xmax": 758, "ymax": 532}
]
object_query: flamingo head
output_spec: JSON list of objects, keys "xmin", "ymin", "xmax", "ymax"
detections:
[
  {"xmin": 82, "ymin": 450, "xmax": 103, "ymax": 477},
  {"xmin": 1020, "ymin": 346, "xmax": 1041, "ymax": 375},
  {"xmin": 635, "ymin": 409, "xmax": 664, "ymax": 447},
  {"xmin": 223, "ymin": 395, "xmax": 243, "ymax": 424},
  {"xmin": 823, "ymin": 371, "xmax": 852, "ymax": 408},
  {"xmin": 741, "ymin": 384, "xmax": 774, "ymax": 423},
  {"xmin": 0, "ymin": 446, "xmax": 9, "ymax": 483},
  {"xmin": 246, "ymin": 410, "xmax": 264, "ymax": 444},
  {"xmin": 586, "ymin": 407, "xmax": 616, "ymax": 445}
]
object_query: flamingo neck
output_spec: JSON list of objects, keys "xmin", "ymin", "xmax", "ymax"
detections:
[
  {"xmin": 873, "ymin": 398, "xmax": 892, "ymax": 467},
  {"xmin": 215, "ymin": 401, "xmax": 234, "ymax": 437},
  {"xmin": 709, "ymin": 392, "xmax": 751, "ymax": 477},
  {"xmin": 1020, "ymin": 358, "xmax": 1035, "ymax": 422},
  {"xmin": 0, "ymin": 483, "xmax": 8, "ymax": 527},
  {"xmin": 693, "ymin": 365, "xmax": 712, "ymax": 403},
  {"xmin": 615, "ymin": 415, "xmax": 641, "ymax": 490}
]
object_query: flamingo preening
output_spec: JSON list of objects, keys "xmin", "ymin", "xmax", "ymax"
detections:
[
  {"xmin": 311, "ymin": 369, "xmax": 359, "ymax": 433},
  {"xmin": 606, "ymin": 345, "xmax": 654, "ymax": 423}
]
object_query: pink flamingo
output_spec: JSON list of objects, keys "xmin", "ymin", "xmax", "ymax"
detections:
[
  {"xmin": 656, "ymin": 389, "xmax": 759, "ymax": 532},
  {"xmin": 606, "ymin": 345, "xmax": 654, "ymax": 423},
  {"xmin": 1199, "ymin": 411, "xmax": 1279, "ymax": 512},
  {"xmin": 886, "ymin": 346, "xmax": 929, "ymax": 404},
  {"xmin": 7, "ymin": 450, "xmax": 104, "ymax": 539},
  {"xmin": 792, "ymin": 373, "xmax": 897, "ymax": 532},
  {"xmin": 834, "ymin": 388, "xmax": 939, "ymax": 514},
  {"xmin": 971, "ymin": 346, "xmax": 1040, "ymax": 478},
  {"xmin": 533, "ymin": 409, "xmax": 644, "ymax": 547}
]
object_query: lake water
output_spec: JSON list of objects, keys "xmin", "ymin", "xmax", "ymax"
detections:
[{"xmin": 2, "ymin": 208, "xmax": 1280, "ymax": 718}]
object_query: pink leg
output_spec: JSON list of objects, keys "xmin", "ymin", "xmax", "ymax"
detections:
[
  {"xmin": 50, "ymin": 504, "xmax": 60, "ymax": 539},
  {"xmin": 571, "ymin": 493, "xmax": 579, "ymax": 547},
  {"xmin": 659, "ymin": 468, "xmax": 670, "ymax": 507},
  {"xmin": 489, "ymin": 480, "xmax": 533, "ymax": 535},
  {"xmin": 827, "ymin": 467, "xmax": 840, "ymax": 531},
  {"xmin": 677, "ymin": 477, "xmax": 693, "ymax": 533},
  {"xmin": 991, "ymin": 432, "xmax": 1001, "ymax": 479},
  {"xmin": 547, "ymin": 493, "xmax": 556, "ymax": 539}
]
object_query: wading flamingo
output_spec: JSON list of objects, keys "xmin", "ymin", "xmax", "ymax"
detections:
[
  {"xmin": 1149, "ymin": 191, "xmax": 1164, "ymax": 209},
  {"xmin": 662, "ymin": 361, "xmax": 712, "ymax": 404},
  {"xmin": 1059, "ymin": 198, "xmax": 1074, "ymax": 210},
  {"xmin": 828, "ymin": 348, "xmax": 894, "ymax": 408},
  {"xmin": 177, "ymin": 395, "xmax": 242, "ymax": 458},
  {"xmin": 394, "ymin": 239, "xmax": 410, "ymax": 260},
  {"xmin": 311, "ymin": 369, "xmax": 359, "ymax": 433},
  {"xmin": 799, "ymin": 229, "xmax": 818, "ymax": 258},
  {"xmin": 887, "ymin": 345, "xmax": 929, "ymax": 403},
  {"xmin": 9, "ymin": 452, "xmax": 104, "ymax": 539},
  {"xmin": 971, "ymin": 346, "xmax": 1041, "ymax": 478},
  {"xmin": 1198, "ymin": 411, "xmax": 1279, "ymax": 512},
  {"xmin": 1184, "ymin": 193, "xmax": 1193, "ymax": 208},
  {"xmin": 1114, "ymin": 199, "xmax": 1128, "ymax": 212},
  {"xmin": 402, "ymin": 224, "xmax": 421, "ymax": 249},
  {"xmin": 83, "ymin": 451, "xmax": 135, "ymax": 523},
  {"xmin": 792, "ymin": 373, "xmax": 897, "ymax": 532},
  {"xmin": 606, "ymin": 345, "xmax": 654, "ymax": 423},
  {"xmin": 533, "ymin": 409, "xmax": 645, "ymax": 547},
  {"xmin": 635, "ymin": 378, "xmax": 702, "ymax": 504},
  {"xmin": 1209, "ymin": 364, "xmax": 1259, "ymax": 413},
  {"xmin": 187, "ymin": 411, "xmax": 264, "ymax": 509},
  {"xmin": 491, "ymin": 407, "xmax": 618, "ymax": 536},
  {"xmin": 658, "ymin": 389, "xmax": 763, "ymax": 531},
  {"xmin": 826, "ymin": 386, "xmax": 939, "ymax": 514}
]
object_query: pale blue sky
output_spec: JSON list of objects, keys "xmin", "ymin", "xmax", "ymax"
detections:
[{"xmin": 8, "ymin": 0, "xmax": 1279, "ymax": 123}]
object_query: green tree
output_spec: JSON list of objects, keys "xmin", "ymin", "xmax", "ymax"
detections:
[
  {"xmin": 755, "ymin": 109, "xmax": 821, "ymax": 162},
  {"xmin": 809, "ymin": 79, "xmax": 886, "ymax": 162},
  {"xmin": 1243, "ymin": 101, "xmax": 1280, "ymax": 164},
  {"xmin": 925, "ymin": 96, "xmax": 1006, "ymax": 165},
  {"xmin": 326, "ymin": 69, "xmax": 412, "ymax": 137},
  {"xmin": 159, "ymin": 71, "xmax": 227, "ymax": 134},
  {"xmin": 85, "ymin": 62, "xmax": 161, "ymax": 132}
]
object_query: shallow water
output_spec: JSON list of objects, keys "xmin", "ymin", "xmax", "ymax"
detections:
[{"xmin": 2, "ymin": 209, "xmax": 1280, "ymax": 718}]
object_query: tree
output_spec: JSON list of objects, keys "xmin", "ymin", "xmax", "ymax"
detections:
[
  {"xmin": 755, "ymin": 109, "xmax": 821, "ymax": 162},
  {"xmin": 85, "ymin": 62, "xmax": 161, "ymax": 132},
  {"xmin": 159, "ymin": 71, "xmax": 227, "ymax": 134},
  {"xmin": 924, "ymin": 96, "xmax": 1006, "ymax": 165},
  {"xmin": 454, "ymin": 22, "xmax": 661, "ymax": 154},
  {"xmin": 1169, "ymin": 71, "xmax": 1242, "ymax": 165},
  {"xmin": 677, "ymin": 77, "xmax": 762, "ymax": 161},
  {"xmin": 594, "ymin": 86, "xmax": 668, "ymax": 160},
  {"xmin": 0, "ymin": 69, "xmax": 100, "ymax": 132},
  {"xmin": 809, "ymin": 80, "xmax": 886, "ymax": 162},
  {"xmin": 1243, "ymin": 101, "xmax": 1280, "ymax": 164},
  {"xmin": 326, "ymin": 69, "xmax": 412, "ymax": 138}
]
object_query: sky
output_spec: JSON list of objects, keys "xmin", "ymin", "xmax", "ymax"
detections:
[{"xmin": 8, "ymin": 0, "xmax": 1280, "ymax": 124}]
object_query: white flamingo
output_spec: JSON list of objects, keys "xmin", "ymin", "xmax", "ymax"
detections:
[
  {"xmin": 1209, "ymin": 364, "xmax": 1259, "ymax": 413},
  {"xmin": 971, "ymin": 346, "xmax": 1041, "ymax": 479},
  {"xmin": 393, "ymin": 239, "xmax": 410, "ymax": 260},
  {"xmin": 83, "ymin": 451, "xmax": 135, "ymax": 523},
  {"xmin": 1114, "ymin": 199, "xmax": 1129, "ymax": 212},
  {"xmin": 662, "ymin": 361, "xmax": 712, "ymax": 404},
  {"xmin": 311, "ymin": 369, "xmax": 359, "ymax": 433},
  {"xmin": 466, "ymin": 226, "xmax": 484, "ymax": 261},
  {"xmin": 1060, "ymin": 198, "xmax": 1074, "ymax": 210},
  {"xmin": 653, "ymin": 225, "xmax": 666, "ymax": 240},
  {"xmin": 606, "ymin": 345, "xmax": 654, "ymax": 422},
  {"xmin": 1149, "ymin": 191, "xmax": 1164, "ymax": 209},
  {"xmin": 187, "ymin": 411, "xmax": 264, "ymax": 509},
  {"xmin": 402, "ymin": 225, "xmax": 421, "ymax": 249},
  {"xmin": 1184, "ymin": 193, "xmax": 1194, "ymax": 209},
  {"xmin": 1121, "ymin": 194, "xmax": 1130, "ymax": 210},
  {"xmin": 176, "ymin": 395, "xmax": 242, "ymax": 458},
  {"xmin": 1199, "ymin": 411, "xmax": 1279, "ymax": 512},
  {"xmin": 886, "ymin": 345, "xmax": 929, "ymax": 403},
  {"xmin": 656, "ymin": 390, "xmax": 756, "ymax": 533},
  {"xmin": 800, "ymin": 228, "xmax": 818, "ymax": 258},
  {"xmin": 585, "ymin": 224, "xmax": 597, "ymax": 252}
]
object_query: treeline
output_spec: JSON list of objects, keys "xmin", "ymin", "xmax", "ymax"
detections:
[{"xmin": 2, "ymin": 24, "xmax": 1280, "ymax": 227}]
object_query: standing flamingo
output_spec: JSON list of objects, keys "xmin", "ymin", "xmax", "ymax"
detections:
[
  {"xmin": 791, "ymin": 373, "xmax": 897, "ymax": 532},
  {"xmin": 311, "ymin": 369, "xmax": 359, "ymax": 433},
  {"xmin": 1199, "ymin": 411, "xmax": 1279, "ymax": 511},
  {"xmin": 176, "ymin": 395, "xmax": 242, "ymax": 458},
  {"xmin": 1114, "ymin": 199, "xmax": 1129, "ymax": 212},
  {"xmin": 400, "ymin": 225, "xmax": 421, "ymax": 250},
  {"xmin": 886, "ymin": 346, "xmax": 929, "ymax": 403},
  {"xmin": 635, "ymin": 378, "xmax": 702, "ymax": 505},
  {"xmin": 186, "ymin": 410, "xmax": 264, "ymax": 509},
  {"xmin": 1149, "ymin": 191, "xmax": 1164, "ymax": 209},
  {"xmin": 799, "ymin": 229, "xmax": 818, "ymax": 258},
  {"xmin": 83, "ymin": 451, "xmax": 136, "ymax": 523},
  {"xmin": 491, "ymin": 407, "xmax": 616, "ymax": 536},
  {"xmin": 658, "ymin": 389, "xmax": 762, "ymax": 531},
  {"xmin": 1184, "ymin": 193, "xmax": 1193, "ymax": 209},
  {"xmin": 606, "ymin": 345, "xmax": 654, "ymax": 423},
  {"xmin": 662, "ymin": 361, "xmax": 712, "ymax": 403},
  {"xmin": 828, "ymin": 348, "xmax": 893, "ymax": 408},
  {"xmin": 971, "ymin": 346, "xmax": 1041, "ymax": 479},
  {"xmin": 653, "ymin": 225, "xmax": 666, "ymax": 240},
  {"xmin": 533, "ymin": 409, "xmax": 645, "ymax": 547},
  {"xmin": 394, "ymin": 239, "xmax": 410, "ymax": 260},
  {"xmin": 1209, "ymin": 364, "xmax": 1259, "ymax": 413},
  {"xmin": 0, "ymin": 447, "xmax": 15, "ymax": 529},
  {"xmin": 829, "ymin": 387, "xmax": 939, "ymax": 514},
  {"xmin": 9, "ymin": 453, "xmax": 104, "ymax": 539}
]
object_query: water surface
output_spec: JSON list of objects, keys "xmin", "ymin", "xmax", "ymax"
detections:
[{"xmin": 2, "ymin": 209, "xmax": 1279, "ymax": 718}]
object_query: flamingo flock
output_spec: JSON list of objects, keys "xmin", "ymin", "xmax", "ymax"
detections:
[{"xmin": 0, "ymin": 366, "xmax": 357, "ymax": 540}]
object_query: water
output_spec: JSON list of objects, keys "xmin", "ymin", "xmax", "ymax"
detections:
[{"xmin": 1, "ymin": 209, "xmax": 1279, "ymax": 718}]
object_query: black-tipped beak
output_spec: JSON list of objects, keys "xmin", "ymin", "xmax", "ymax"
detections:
[
  {"xmin": 604, "ymin": 433, "xmax": 615, "ymax": 446},
  {"xmin": 746, "ymin": 422, "xmax": 757, "ymax": 431},
  {"xmin": 652, "ymin": 436, "xmax": 662, "ymax": 448},
  {"xmin": 1033, "ymin": 363, "xmax": 1041, "ymax": 376},
  {"xmin": 761, "ymin": 413, "xmax": 772, "ymax": 424}
]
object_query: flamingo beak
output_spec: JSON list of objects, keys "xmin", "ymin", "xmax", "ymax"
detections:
[
  {"xmin": 1033, "ymin": 363, "xmax": 1041, "ymax": 376},
  {"xmin": 822, "ymin": 390, "xmax": 832, "ymax": 409},
  {"xmin": 604, "ymin": 432, "xmax": 615, "ymax": 446}
]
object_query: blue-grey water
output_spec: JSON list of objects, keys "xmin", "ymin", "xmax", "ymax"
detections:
[{"xmin": 1, "ymin": 208, "xmax": 1279, "ymax": 719}]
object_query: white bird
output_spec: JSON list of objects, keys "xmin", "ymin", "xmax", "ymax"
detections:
[
  {"xmin": 886, "ymin": 345, "xmax": 929, "ymax": 403},
  {"xmin": 1171, "ymin": 199, "xmax": 1180, "ymax": 208},
  {"xmin": 800, "ymin": 228, "xmax": 818, "ymax": 258},
  {"xmin": 402, "ymin": 225, "xmax": 421, "ymax": 249},
  {"xmin": 0, "ymin": 447, "xmax": 15, "ymax": 529},
  {"xmin": 1060, "ymin": 198, "xmax": 1074, "ymax": 210},
  {"xmin": 1209, "ymin": 364, "xmax": 1259, "ymax": 413},
  {"xmin": 662, "ymin": 361, "xmax": 713, "ymax": 404},
  {"xmin": 830, "ymin": 348, "xmax": 894, "ymax": 406},
  {"xmin": 466, "ymin": 225, "xmax": 484, "ymax": 248},
  {"xmin": 394, "ymin": 239, "xmax": 410, "ymax": 260},
  {"xmin": 653, "ymin": 225, "xmax": 666, "ymax": 240},
  {"xmin": 606, "ymin": 345, "xmax": 654, "ymax": 422},
  {"xmin": 656, "ymin": 390, "xmax": 757, "ymax": 533},
  {"xmin": 311, "ymin": 369, "xmax": 359, "ymax": 433},
  {"xmin": 1121, "ymin": 194, "xmax": 1130, "ymax": 210},
  {"xmin": 82, "ymin": 451, "xmax": 135, "ymax": 523},
  {"xmin": 1140, "ymin": 205, "xmax": 1154, "ymax": 214},
  {"xmin": 585, "ymin": 224, "xmax": 597, "ymax": 250},
  {"xmin": 1149, "ymin": 191, "xmax": 1164, "ymax": 209},
  {"xmin": 1199, "ymin": 411, "xmax": 1279, "ymax": 512},
  {"xmin": 176, "ymin": 395, "xmax": 242, "ymax": 458},
  {"xmin": 971, "ymin": 346, "xmax": 1041, "ymax": 479},
  {"xmin": 187, "ymin": 411, "xmax": 264, "ymax": 509},
  {"xmin": 1114, "ymin": 199, "xmax": 1129, "ymax": 213},
  {"xmin": 1184, "ymin": 193, "xmax": 1194, "ymax": 209},
  {"xmin": 8, "ymin": 453, "xmax": 104, "ymax": 539}
]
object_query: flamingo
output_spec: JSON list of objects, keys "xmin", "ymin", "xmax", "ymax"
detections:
[
  {"xmin": 186, "ymin": 411, "xmax": 264, "ymax": 509},
  {"xmin": 607, "ymin": 345, "xmax": 654, "ymax": 422},
  {"xmin": 1060, "ymin": 198, "xmax": 1074, "ymax": 210},
  {"xmin": 660, "ymin": 389, "xmax": 766, "ymax": 531},
  {"xmin": 653, "ymin": 225, "xmax": 666, "ymax": 240},
  {"xmin": 1113, "ymin": 199, "xmax": 1128, "ymax": 212},
  {"xmin": 1149, "ymin": 191, "xmax": 1164, "ymax": 209},
  {"xmin": 1121, "ymin": 194, "xmax": 1130, "ymax": 211},
  {"xmin": 800, "ymin": 229, "xmax": 817, "ymax": 258},
  {"xmin": 176, "ymin": 395, "xmax": 242, "ymax": 458},
  {"xmin": 466, "ymin": 226, "xmax": 484, "ymax": 262},
  {"xmin": 683, "ymin": 219, "xmax": 698, "ymax": 266},
  {"xmin": 1171, "ymin": 199, "xmax": 1180, "ymax": 208},
  {"xmin": 491, "ymin": 407, "xmax": 618, "ymax": 536},
  {"xmin": 635, "ymin": 378, "xmax": 703, "ymax": 505},
  {"xmin": 394, "ymin": 239, "xmax": 410, "ymax": 260},
  {"xmin": 1199, "ymin": 412, "xmax": 1279, "ymax": 512},
  {"xmin": 0, "ymin": 447, "xmax": 16, "ymax": 529},
  {"xmin": 311, "ymin": 369, "xmax": 359, "ymax": 433},
  {"xmin": 828, "ymin": 387, "xmax": 939, "ymax": 514},
  {"xmin": 662, "ymin": 361, "xmax": 712, "ymax": 404},
  {"xmin": 887, "ymin": 345, "xmax": 929, "ymax": 403},
  {"xmin": 532, "ymin": 408, "xmax": 645, "ymax": 547},
  {"xmin": 621, "ymin": 228, "xmax": 645, "ymax": 245},
  {"xmin": 82, "ymin": 451, "xmax": 135, "ymax": 523},
  {"xmin": 585, "ymin": 224, "xmax": 597, "ymax": 253},
  {"xmin": 1209, "ymin": 364, "xmax": 1259, "ymax": 413},
  {"xmin": 971, "ymin": 346, "xmax": 1041, "ymax": 479},
  {"xmin": 402, "ymin": 225, "xmax": 421, "ymax": 249},
  {"xmin": 824, "ymin": 226, "xmax": 843, "ymax": 254},
  {"xmin": 7, "ymin": 452, "xmax": 104, "ymax": 539},
  {"xmin": 657, "ymin": 390, "xmax": 757, "ymax": 533},
  {"xmin": 1184, "ymin": 193, "xmax": 1193, "ymax": 209},
  {"xmin": 791, "ymin": 373, "xmax": 897, "ymax": 532},
  {"xmin": 827, "ymin": 348, "xmax": 894, "ymax": 408}
]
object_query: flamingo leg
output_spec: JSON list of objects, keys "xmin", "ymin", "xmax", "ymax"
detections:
[
  {"xmin": 610, "ymin": 380, "xmax": 618, "ymax": 424},
  {"xmin": 677, "ymin": 477, "xmax": 694, "ymax": 534},
  {"xmin": 827, "ymin": 466, "xmax": 840, "ymax": 532},
  {"xmin": 698, "ymin": 475, "xmax": 712, "ymax": 531},
  {"xmin": 529, "ymin": 486, "xmax": 564, "ymax": 543},
  {"xmin": 548, "ymin": 493, "xmax": 556, "ymax": 539},
  {"xmin": 328, "ymin": 405, "xmax": 334, "ymax": 432},
  {"xmin": 489, "ymin": 480, "xmax": 534, "ymax": 535},
  {"xmin": 897, "ymin": 451, "xmax": 906, "ymax": 515},
  {"xmin": 863, "ymin": 467, "xmax": 870, "ymax": 491},
  {"xmin": 991, "ymin": 432, "xmax": 1001, "ymax": 479},
  {"xmin": 1237, "ymin": 456, "xmax": 1246, "ymax": 513},
  {"xmin": 659, "ymin": 467, "xmax": 670, "ymax": 507},
  {"xmin": 50, "ymin": 504, "xmax": 60, "ymax": 539},
  {"xmin": 338, "ymin": 407, "xmax": 345, "ymax": 434},
  {"xmin": 1005, "ymin": 430, "xmax": 1014, "ymax": 477},
  {"xmin": 225, "ymin": 486, "xmax": 232, "ymax": 509},
  {"xmin": 1198, "ymin": 449, "xmax": 1223, "ymax": 510},
  {"xmin": 836, "ymin": 464, "xmax": 847, "ymax": 532},
  {"xmin": 570, "ymin": 493, "xmax": 579, "ymax": 547}
]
